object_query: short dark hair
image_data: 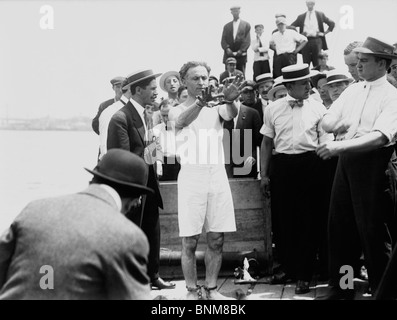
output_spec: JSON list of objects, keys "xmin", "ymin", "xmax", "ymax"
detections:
[
  {"xmin": 374, "ymin": 56, "xmax": 392, "ymax": 70},
  {"xmin": 159, "ymin": 98, "xmax": 178, "ymax": 110},
  {"xmin": 179, "ymin": 61, "xmax": 211, "ymax": 80},
  {"xmin": 130, "ymin": 77, "xmax": 156, "ymax": 95},
  {"xmin": 177, "ymin": 86, "xmax": 187, "ymax": 98}
]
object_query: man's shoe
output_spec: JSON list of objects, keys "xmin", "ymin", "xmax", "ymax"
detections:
[
  {"xmin": 151, "ymin": 277, "xmax": 176, "ymax": 290},
  {"xmin": 315, "ymin": 287, "xmax": 354, "ymax": 300},
  {"xmin": 295, "ymin": 280, "xmax": 310, "ymax": 294},
  {"xmin": 270, "ymin": 271, "xmax": 293, "ymax": 284}
]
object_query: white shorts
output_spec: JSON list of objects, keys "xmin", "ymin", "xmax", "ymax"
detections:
[{"xmin": 177, "ymin": 164, "xmax": 236, "ymax": 237}]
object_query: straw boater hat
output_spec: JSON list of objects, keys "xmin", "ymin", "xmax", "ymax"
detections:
[
  {"xmin": 122, "ymin": 69, "xmax": 162, "ymax": 90},
  {"xmin": 267, "ymin": 76, "xmax": 287, "ymax": 101},
  {"xmin": 280, "ymin": 64, "xmax": 319, "ymax": 83},
  {"xmin": 323, "ymin": 70, "xmax": 353, "ymax": 86},
  {"xmin": 85, "ymin": 149, "xmax": 154, "ymax": 195},
  {"xmin": 159, "ymin": 71, "xmax": 181, "ymax": 92},
  {"xmin": 110, "ymin": 76, "xmax": 126, "ymax": 86},
  {"xmin": 353, "ymin": 37, "xmax": 397, "ymax": 60},
  {"xmin": 255, "ymin": 73, "xmax": 274, "ymax": 86}
]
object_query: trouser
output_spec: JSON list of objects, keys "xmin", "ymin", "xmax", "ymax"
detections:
[
  {"xmin": 270, "ymin": 151, "xmax": 321, "ymax": 281},
  {"xmin": 253, "ymin": 60, "xmax": 271, "ymax": 81},
  {"xmin": 328, "ymin": 147, "xmax": 394, "ymax": 292},
  {"xmin": 301, "ymin": 37, "xmax": 322, "ymax": 68},
  {"xmin": 272, "ymin": 52, "xmax": 297, "ymax": 79},
  {"xmin": 127, "ymin": 166, "xmax": 161, "ymax": 281},
  {"xmin": 159, "ymin": 155, "xmax": 181, "ymax": 181}
]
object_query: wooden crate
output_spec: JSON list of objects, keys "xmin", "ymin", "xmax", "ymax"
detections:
[{"xmin": 159, "ymin": 178, "xmax": 273, "ymax": 275}]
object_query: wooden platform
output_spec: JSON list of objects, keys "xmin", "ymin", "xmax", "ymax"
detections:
[
  {"xmin": 150, "ymin": 273, "xmax": 372, "ymax": 300},
  {"xmin": 159, "ymin": 178, "xmax": 273, "ymax": 274}
]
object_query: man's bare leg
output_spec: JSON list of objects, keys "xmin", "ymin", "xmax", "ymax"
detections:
[
  {"xmin": 181, "ymin": 235, "xmax": 202, "ymax": 299},
  {"xmin": 204, "ymin": 232, "xmax": 234, "ymax": 300}
]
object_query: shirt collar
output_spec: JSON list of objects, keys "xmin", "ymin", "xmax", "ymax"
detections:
[
  {"xmin": 130, "ymin": 98, "xmax": 145, "ymax": 115},
  {"xmin": 364, "ymin": 74, "xmax": 388, "ymax": 88},
  {"xmin": 98, "ymin": 184, "xmax": 122, "ymax": 212}
]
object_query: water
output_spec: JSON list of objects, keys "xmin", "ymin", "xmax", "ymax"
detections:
[{"xmin": 0, "ymin": 130, "xmax": 99, "ymax": 232}]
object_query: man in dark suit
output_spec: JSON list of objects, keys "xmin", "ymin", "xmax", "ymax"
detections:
[
  {"xmin": 291, "ymin": 0, "xmax": 335, "ymax": 68},
  {"xmin": 219, "ymin": 57, "xmax": 245, "ymax": 84},
  {"xmin": 92, "ymin": 76, "xmax": 125, "ymax": 135},
  {"xmin": 107, "ymin": 69, "xmax": 175, "ymax": 290},
  {"xmin": 221, "ymin": 5, "xmax": 251, "ymax": 76},
  {"xmin": 0, "ymin": 149, "xmax": 153, "ymax": 300},
  {"xmin": 223, "ymin": 100, "xmax": 262, "ymax": 179}
]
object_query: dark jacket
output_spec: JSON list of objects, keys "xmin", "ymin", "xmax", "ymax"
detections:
[
  {"xmin": 221, "ymin": 19, "xmax": 251, "ymax": 64},
  {"xmin": 291, "ymin": 11, "xmax": 335, "ymax": 50},
  {"xmin": 107, "ymin": 101, "xmax": 163, "ymax": 208}
]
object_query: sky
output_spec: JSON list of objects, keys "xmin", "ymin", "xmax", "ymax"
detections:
[{"xmin": 0, "ymin": 0, "xmax": 396, "ymax": 119}]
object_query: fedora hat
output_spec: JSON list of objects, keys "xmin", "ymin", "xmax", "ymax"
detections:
[
  {"xmin": 159, "ymin": 71, "xmax": 181, "ymax": 92},
  {"xmin": 85, "ymin": 149, "xmax": 154, "ymax": 195},
  {"xmin": 256, "ymin": 73, "xmax": 274, "ymax": 85},
  {"xmin": 353, "ymin": 37, "xmax": 397, "ymax": 60},
  {"xmin": 122, "ymin": 69, "xmax": 162, "ymax": 90},
  {"xmin": 281, "ymin": 64, "xmax": 319, "ymax": 82},
  {"xmin": 324, "ymin": 70, "xmax": 353, "ymax": 86}
]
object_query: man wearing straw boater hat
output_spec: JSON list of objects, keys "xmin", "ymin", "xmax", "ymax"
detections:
[
  {"xmin": 0, "ymin": 149, "xmax": 154, "ymax": 299},
  {"xmin": 260, "ymin": 63, "xmax": 333, "ymax": 295},
  {"xmin": 107, "ymin": 69, "xmax": 176, "ymax": 290},
  {"xmin": 317, "ymin": 37, "xmax": 397, "ymax": 299},
  {"xmin": 323, "ymin": 70, "xmax": 353, "ymax": 103}
]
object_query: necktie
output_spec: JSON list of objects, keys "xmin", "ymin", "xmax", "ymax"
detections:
[
  {"xmin": 258, "ymin": 36, "xmax": 264, "ymax": 57},
  {"xmin": 288, "ymin": 100, "xmax": 304, "ymax": 108}
]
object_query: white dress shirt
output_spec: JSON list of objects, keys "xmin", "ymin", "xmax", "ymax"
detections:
[
  {"xmin": 233, "ymin": 19, "xmax": 241, "ymax": 40},
  {"xmin": 270, "ymin": 29, "xmax": 307, "ymax": 55},
  {"xmin": 251, "ymin": 35, "xmax": 270, "ymax": 61},
  {"xmin": 260, "ymin": 94, "xmax": 333, "ymax": 154},
  {"xmin": 303, "ymin": 10, "xmax": 319, "ymax": 37},
  {"xmin": 325, "ymin": 75, "xmax": 397, "ymax": 145}
]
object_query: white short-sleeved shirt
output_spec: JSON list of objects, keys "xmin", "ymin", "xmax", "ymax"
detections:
[
  {"xmin": 325, "ymin": 75, "xmax": 397, "ymax": 145},
  {"xmin": 260, "ymin": 94, "xmax": 333, "ymax": 154},
  {"xmin": 270, "ymin": 29, "xmax": 307, "ymax": 55}
]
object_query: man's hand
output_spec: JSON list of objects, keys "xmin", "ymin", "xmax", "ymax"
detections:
[
  {"xmin": 226, "ymin": 48, "xmax": 233, "ymax": 56},
  {"xmin": 316, "ymin": 141, "xmax": 342, "ymax": 160},
  {"xmin": 222, "ymin": 75, "xmax": 246, "ymax": 102},
  {"xmin": 196, "ymin": 85, "xmax": 224, "ymax": 108},
  {"xmin": 260, "ymin": 176, "xmax": 271, "ymax": 197}
]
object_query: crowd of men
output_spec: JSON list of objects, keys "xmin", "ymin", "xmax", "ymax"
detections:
[{"xmin": 1, "ymin": 0, "xmax": 397, "ymax": 300}]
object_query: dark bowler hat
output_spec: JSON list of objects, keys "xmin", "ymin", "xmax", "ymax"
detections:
[
  {"xmin": 353, "ymin": 37, "xmax": 397, "ymax": 60},
  {"xmin": 281, "ymin": 64, "xmax": 319, "ymax": 83},
  {"xmin": 110, "ymin": 76, "xmax": 126, "ymax": 86},
  {"xmin": 122, "ymin": 69, "xmax": 162, "ymax": 90},
  {"xmin": 85, "ymin": 149, "xmax": 154, "ymax": 195}
]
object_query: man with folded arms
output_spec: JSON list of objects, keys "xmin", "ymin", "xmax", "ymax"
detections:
[
  {"xmin": 260, "ymin": 63, "xmax": 333, "ymax": 295},
  {"xmin": 316, "ymin": 37, "xmax": 397, "ymax": 299}
]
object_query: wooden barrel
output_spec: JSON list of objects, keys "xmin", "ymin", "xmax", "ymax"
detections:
[{"xmin": 159, "ymin": 178, "xmax": 273, "ymax": 275}]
